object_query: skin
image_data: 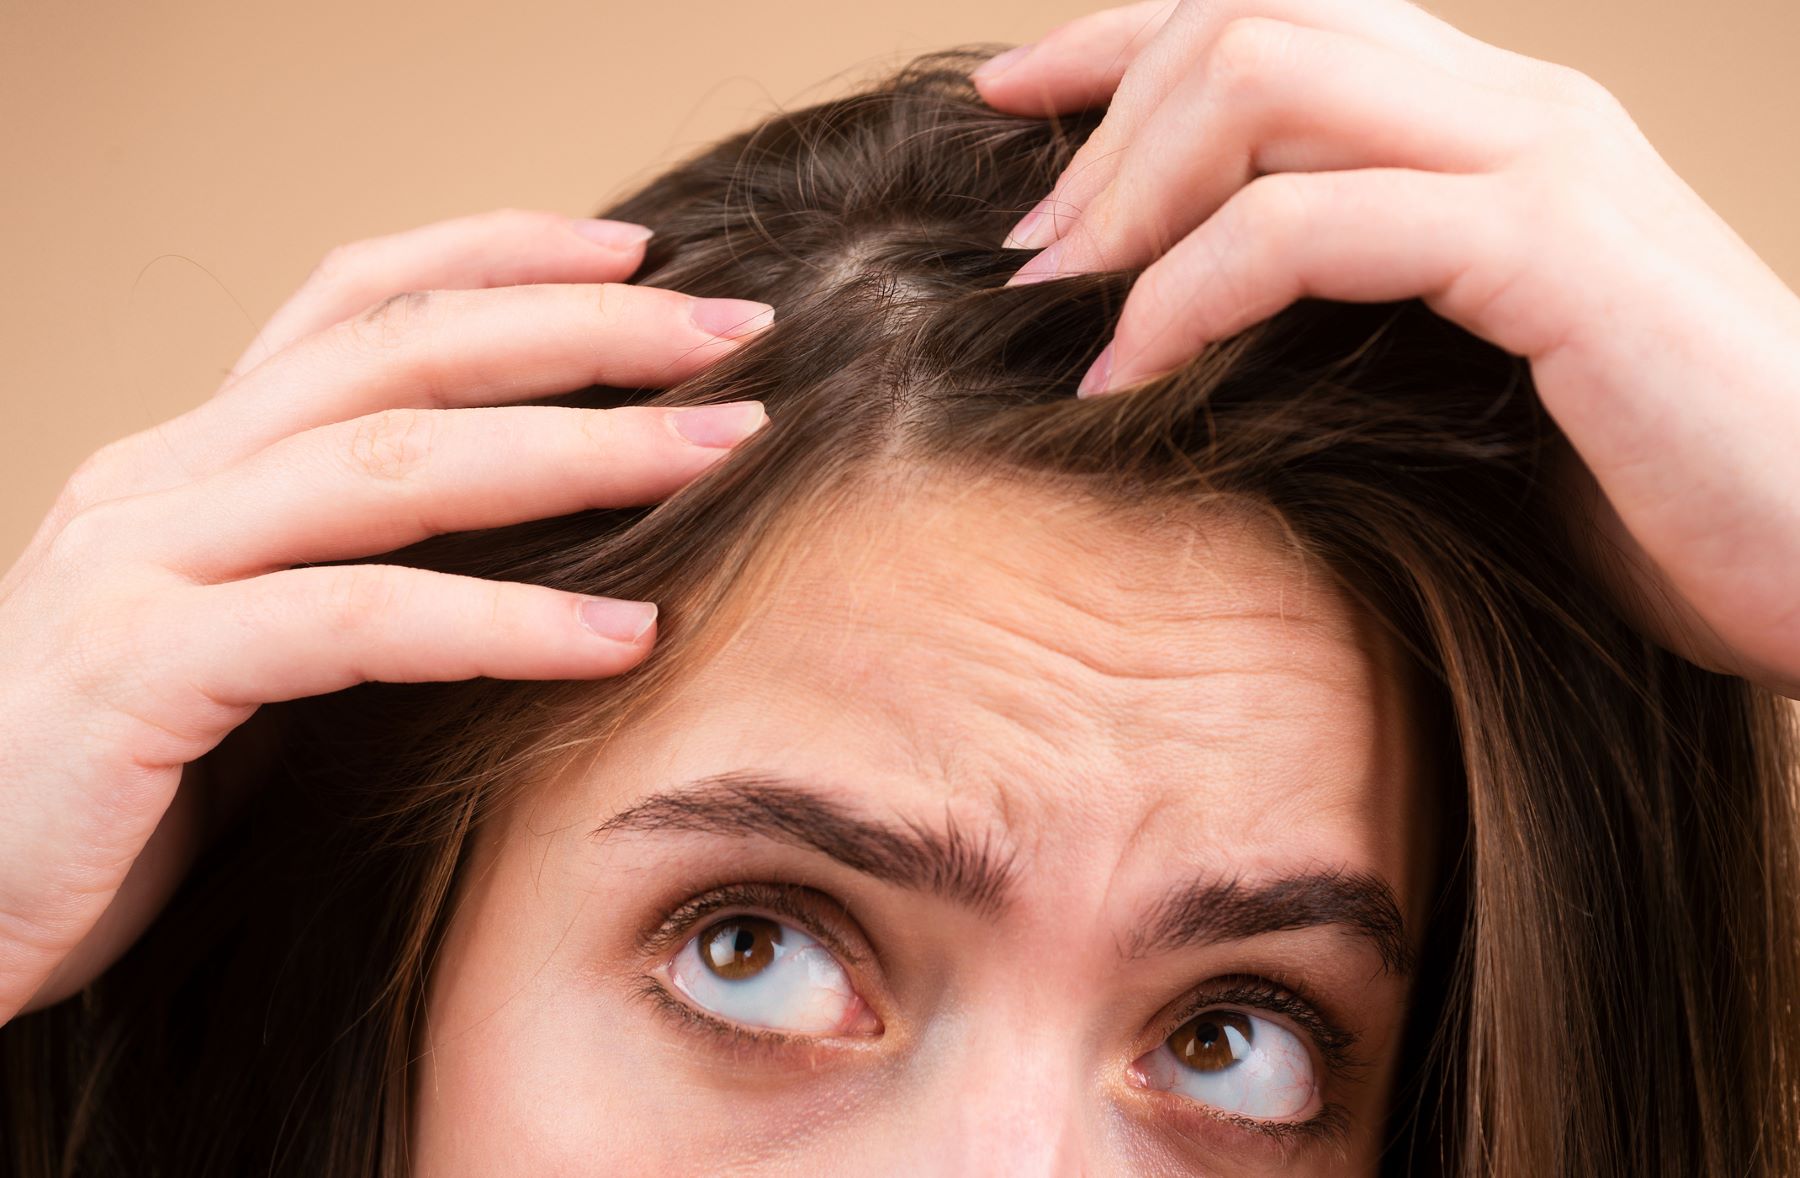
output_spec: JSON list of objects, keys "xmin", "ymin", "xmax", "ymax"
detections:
[
  {"xmin": 0, "ymin": 208, "xmax": 775, "ymax": 1020},
  {"xmin": 3, "ymin": 0, "xmax": 1794, "ymax": 1160},
  {"xmin": 414, "ymin": 476, "xmax": 1434, "ymax": 1176},
  {"xmin": 976, "ymin": 0, "xmax": 1800, "ymax": 696}
]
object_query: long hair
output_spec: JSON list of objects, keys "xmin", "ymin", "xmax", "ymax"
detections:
[{"xmin": 5, "ymin": 49, "xmax": 1796, "ymax": 1177}]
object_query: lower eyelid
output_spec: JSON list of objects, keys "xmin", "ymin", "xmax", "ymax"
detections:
[
  {"xmin": 636, "ymin": 973, "xmax": 809, "ymax": 1053},
  {"xmin": 1133, "ymin": 1082, "xmax": 1354, "ymax": 1158},
  {"xmin": 648, "ymin": 969, "xmax": 1350, "ymax": 1163},
  {"xmin": 653, "ymin": 919, "xmax": 883, "ymax": 1039},
  {"xmin": 638, "ymin": 970, "xmax": 890, "ymax": 1072},
  {"xmin": 638, "ymin": 898, "xmax": 1357, "ymax": 1149}
]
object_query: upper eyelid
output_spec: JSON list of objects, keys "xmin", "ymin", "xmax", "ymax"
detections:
[
  {"xmin": 639, "ymin": 883, "xmax": 1372, "ymax": 1117},
  {"xmin": 646, "ymin": 880, "xmax": 875, "ymax": 968},
  {"xmin": 1154, "ymin": 976, "xmax": 1365, "ymax": 1081},
  {"xmin": 646, "ymin": 887, "xmax": 1363, "ymax": 1064}
]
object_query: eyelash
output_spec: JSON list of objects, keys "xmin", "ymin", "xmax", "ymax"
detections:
[
  {"xmin": 638, "ymin": 883, "xmax": 1364, "ymax": 1150},
  {"xmin": 632, "ymin": 880, "xmax": 877, "ymax": 1060},
  {"xmin": 639, "ymin": 879, "xmax": 871, "ymax": 967},
  {"xmin": 1150, "ymin": 976, "xmax": 1364, "ymax": 1150}
]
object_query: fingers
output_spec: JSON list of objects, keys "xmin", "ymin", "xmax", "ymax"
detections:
[
  {"xmin": 1007, "ymin": 21, "xmax": 1535, "ymax": 283},
  {"xmin": 971, "ymin": 2, "xmax": 1178, "ymax": 115},
  {"xmin": 155, "ymin": 283, "xmax": 773, "ymax": 485},
  {"xmin": 110, "ymin": 401, "xmax": 769, "ymax": 579},
  {"xmin": 226, "ymin": 207, "xmax": 659, "ymax": 382},
  {"xmin": 1078, "ymin": 168, "xmax": 1516, "ymax": 396},
  {"xmin": 990, "ymin": 0, "xmax": 1501, "ymax": 252},
  {"xmin": 154, "ymin": 564, "xmax": 666, "ymax": 713}
]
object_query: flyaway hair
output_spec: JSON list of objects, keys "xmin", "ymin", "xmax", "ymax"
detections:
[{"xmin": 5, "ymin": 48, "xmax": 1797, "ymax": 1178}]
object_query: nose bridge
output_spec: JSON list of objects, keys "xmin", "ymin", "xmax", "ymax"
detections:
[{"xmin": 898, "ymin": 1007, "xmax": 1094, "ymax": 1178}]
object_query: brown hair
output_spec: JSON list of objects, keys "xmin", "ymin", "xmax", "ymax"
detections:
[{"xmin": 5, "ymin": 48, "xmax": 1797, "ymax": 1178}]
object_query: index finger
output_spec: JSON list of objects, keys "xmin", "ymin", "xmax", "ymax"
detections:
[
  {"xmin": 226, "ymin": 207, "xmax": 659, "ymax": 384},
  {"xmin": 171, "ymin": 283, "xmax": 775, "ymax": 482}
]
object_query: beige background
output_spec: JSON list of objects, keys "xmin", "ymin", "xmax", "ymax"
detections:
[{"xmin": 3, "ymin": 0, "xmax": 1797, "ymax": 565}]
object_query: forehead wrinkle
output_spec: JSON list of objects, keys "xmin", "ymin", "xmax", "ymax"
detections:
[
  {"xmin": 951, "ymin": 592, "xmax": 1367, "ymax": 699},
  {"xmin": 864, "ymin": 506, "xmax": 1358, "ymax": 698},
  {"xmin": 599, "ymin": 467, "xmax": 1424, "ymax": 931},
  {"xmin": 706, "ymin": 538, "xmax": 1395, "ymax": 856},
  {"xmin": 707, "ymin": 465, "xmax": 1353, "ymax": 697}
]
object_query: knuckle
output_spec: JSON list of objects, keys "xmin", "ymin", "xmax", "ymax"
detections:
[
  {"xmin": 1206, "ymin": 17, "xmax": 1295, "ymax": 94},
  {"xmin": 47, "ymin": 496, "xmax": 139, "ymax": 566},
  {"xmin": 58, "ymin": 437, "xmax": 136, "ymax": 514},
  {"xmin": 346, "ymin": 289, "xmax": 437, "ymax": 351},
  {"xmin": 1565, "ymin": 92, "xmax": 1641, "ymax": 160},
  {"xmin": 1514, "ymin": 61, "xmax": 1637, "ymax": 149},
  {"xmin": 1123, "ymin": 265, "xmax": 1188, "ymax": 345},
  {"xmin": 1046, "ymin": 144, "xmax": 1097, "ymax": 211},
  {"xmin": 309, "ymin": 240, "xmax": 362, "ymax": 288},
  {"xmin": 1186, "ymin": 227, "xmax": 1253, "ymax": 328},
  {"xmin": 482, "ymin": 577, "xmax": 511, "ymax": 631},
  {"xmin": 1240, "ymin": 171, "xmax": 1317, "ymax": 244},
  {"xmin": 1199, "ymin": 174, "xmax": 1312, "ymax": 315},
  {"xmin": 590, "ymin": 281, "xmax": 621, "ymax": 320},
  {"xmin": 1542, "ymin": 62, "xmax": 1622, "ymax": 117},
  {"xmin": 1089, "ymin": 169, "xmax": 1147, "ymax": 242},
  {"xmin": 320, "ymin": 563, "xmax": 410, "ymax": 638},
  {"xmin": 341, "ymin": 407, "xmax": 436, "ymax": 483}
]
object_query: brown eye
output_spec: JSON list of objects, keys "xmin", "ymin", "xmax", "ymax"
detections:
[
  {"xmin": 699, "ymin": 916, "xmax": 783, "ymax": 980},
  {"xmin": 1168, "ymin": 1010, "xmax": 1254, "ymax": 1073}
]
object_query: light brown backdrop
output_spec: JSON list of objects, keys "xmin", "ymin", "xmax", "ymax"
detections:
[{"xmin": 4, "ymin": 0, "xmax": 1797, "ymax": 564}]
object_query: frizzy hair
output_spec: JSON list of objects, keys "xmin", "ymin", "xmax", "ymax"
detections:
[{"xmin": 4, "ymin": 47, "xmax": 1796, "ymax": 1178}]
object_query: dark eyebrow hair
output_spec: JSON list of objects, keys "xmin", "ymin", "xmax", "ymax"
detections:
[
  {"xmin": 592, "ymin": 771, "xmax": 1018, "ymax": 916},
  {"xmin": 1130, "ymin": 868, "xmax": 1413, "ymax": 976},
  {"xmin": 593, "ymin": 773, "xmax": 1411, "ymax": 974}
]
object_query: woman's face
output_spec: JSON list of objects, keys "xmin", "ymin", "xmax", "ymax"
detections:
[{"xmin": 413, "ymin": 476, "xmax": 1436, "ymax": 1176}]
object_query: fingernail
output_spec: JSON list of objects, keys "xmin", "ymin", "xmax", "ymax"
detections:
[
  {"xmin": 569, "ymin": 219, "xmax": 655, "ymax": 250},
  {"xmin": 1003, "ymin": 201, "xmax": 1049, "ymax": 250},
  {"xmin": 690, "ymin": 297, "xmax": 775, "ymax": 340},
  {"xmin": 1007, "ymin": 240, "xmax": 1066, "ymax": 287},
  {"xmin": 972, "ymin": 44, "xmax": 1032, "ymax": 82},
  {"xmin": 669, "ymin": 400, "xmax": 769, "ymax": 448},
  {"xmin": 1076, "ymin": 342, "xmax": 1115, "ymax": 398},
  {"xmin": 579, "ymin": 597, "xmax": 658, "ymax": 643}
]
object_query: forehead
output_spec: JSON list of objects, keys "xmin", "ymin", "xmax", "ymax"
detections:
[{"xmin": 599, "ymin": 471, "xmax": 1426, "ymax": 897}]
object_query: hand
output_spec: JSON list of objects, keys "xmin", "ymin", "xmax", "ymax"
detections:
[
  {"xmin": 0, "ymin": 208, "xmax": 775, "ymax": 1021},
  {"xmin": 973, "ymin": 0, "xmax": 1800, "ymax": 696}
]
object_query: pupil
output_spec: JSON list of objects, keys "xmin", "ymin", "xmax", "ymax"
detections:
[
  {"xmin": 1171, "ymin": 1010, "xmax": 1252, "ymax": 1073},
  {"xmin": 699, "ymin": 916, "xmax": 780, "ymax": 980}
]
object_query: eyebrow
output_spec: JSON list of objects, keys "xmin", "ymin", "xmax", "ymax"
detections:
[
  {"xmin": 1129, "ymin": 868, "xmax": 1413, "ymax": 975},
  {"xmin": 592, "ymin": 773, "xmax": 1411, "ymax": 974},
  {"xmin": 593, "ymin": 771, "xmax": 1017, "ymax": 915}
]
